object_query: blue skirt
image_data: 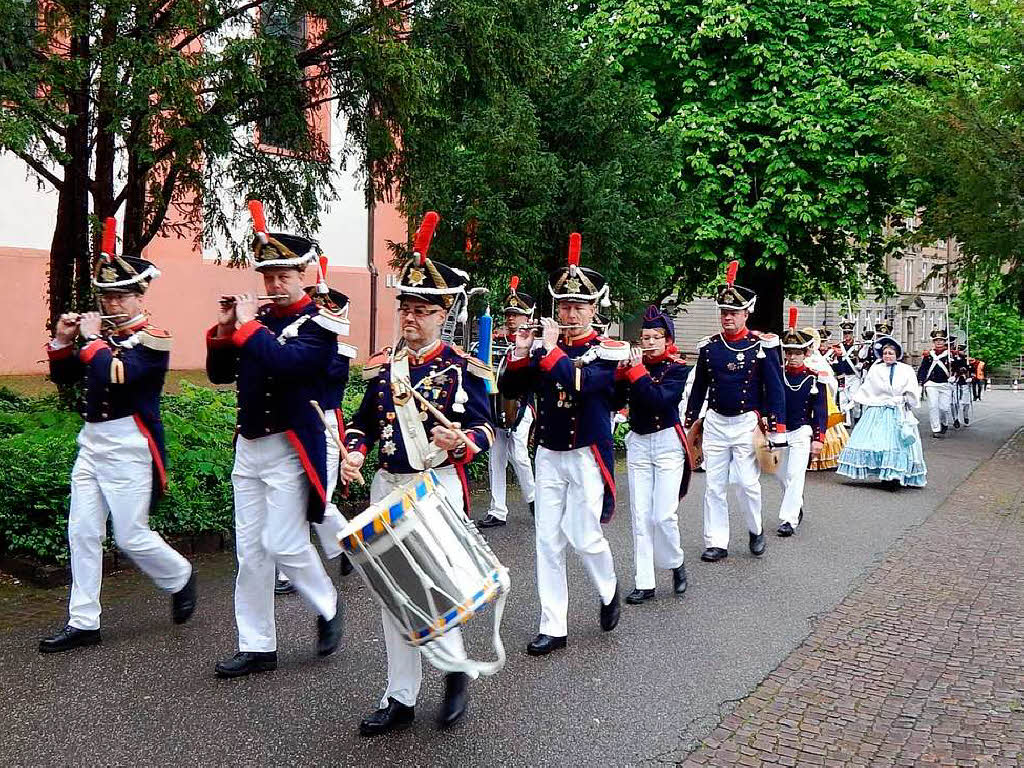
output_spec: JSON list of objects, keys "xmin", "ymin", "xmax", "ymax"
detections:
[{"xmin": 836, "ymin": 405, "xmax": 927, "ymax": 487}]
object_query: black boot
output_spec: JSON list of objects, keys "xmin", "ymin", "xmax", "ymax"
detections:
[
  {"xmin": 600, "ymin": 584, "xmax": 621, "ymax": 631},
  {"xmin": 477, "ymin": 514, "xmax": 506, "ymax": 529},
  {"xmin": 526, "ymin": 634, "xmax": 567, "ymax": 656},
  {"xmin": 359, "ymin": 697, "xmax": 415, "ymax": 737},
  {"xmin": 172, "ymin": 570, "xmax": 197, "ymax": 624},
  {"xmin": 39, "ymin": 625, "xmax": 101, "ymax": 654},
  {"xmin": 339, "ymin": 553, "xmax": 354, "ymax": 577},
  {"xmin": 953, "ymin": 419, "xmax": 961, "ymax": 429},
  {"xmin": 776, "ymin": 522, "xmax": 794, "ymax": 537},
  {"xmin": 625, "ymin": 588, "xmax": 655, "ymax": 605},
  {"xmin": 438, "ymin": 672, "xmax": 469, "ymax": 728},
  {"xmin": 749, "ymin": 531, "xmax": 766, "ymax": 556},
  {"xmin": 672, "ymin": 564, "xmax": 688, "ymax": 595},
  {"xmin": 214, "ymin": 651, "xmax": 278, "ymax": 678},
  {"xmin": 700, "ymin": 547, "xmax": 728, "ymax": 562},
  {"xmin": 317, "ymin": 599, "xmax": 345, "ymax": 657}
]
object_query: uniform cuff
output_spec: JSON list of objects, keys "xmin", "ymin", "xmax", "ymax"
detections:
[
  {"xmin": 776, "ymin": 423, "xmax": 787, "ymax": 433},
  {"xmin": 79, "ymin": 339, "xmax": 109, "ymax": 364},
  {"xmin": 46, "ymin": 342, "xmax": 74, "ymax": 360},
  {"xmin": 233, "ymin": 320, "xmax": 263, "ymax": 347},
  {"xmin": 206, "ymin": 325, "xmax": 235, "ymax": 349},
  {"xmin": 538, "ymin": 346, "xmax": 566, "ymax": 372},
  {"xmin": 625, "ymin": 364, "xmax": 648, "ymax": 384}
]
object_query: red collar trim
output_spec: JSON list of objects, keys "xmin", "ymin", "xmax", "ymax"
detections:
[
  {"xmin": 643, "ymin": 350, "xmax": 671, "ymax": 364},
  {"xmin": 722, "ymin": 328, "xmax": 749, "ymax": 342},
  {"xmin": 409, "ymin": 340, "xmax": 444, "ymax": 365},
  {"xmin": 785, "ymin": 365, "xmax": 810, "ymax": 374},
  {"xmin": 566, "ymin": 330, "xmax": 598, "ymax": 347},
  {"xmin": 271, "ymin": 294, "xmax": 312, "ymax": 318}
]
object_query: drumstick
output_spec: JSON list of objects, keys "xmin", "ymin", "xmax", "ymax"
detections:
[
  {"xmin": 309, "ymin": 400, "xmax": 364, "ymax": 485},
  {"xmin": 394, "ymin": 377, "xmax": 479, "ymax": 456}
]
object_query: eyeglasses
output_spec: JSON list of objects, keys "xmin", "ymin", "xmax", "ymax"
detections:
[
  {"xmin": 398, "ymin": 307, "xmax": 443, "ymax": 319},
  {"xmin": 640, "ymin": 333, "xmax": 666, "ymax": 343}
]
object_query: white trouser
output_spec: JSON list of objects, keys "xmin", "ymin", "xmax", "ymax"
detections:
[
  {"xmin": 924, "ymin": 382, "xmax": 953, "ymax": 434},
  {"xmin": 67, "ymin": 417, "xmax": 192, "ymax": 631},
  {"xmin": 312, "ymin": 419, "xmax": 345, "ymax": 559},
  {"xmin": 487, "ymin": 408, "xmax": 535, "ymax": 521},
  {"xmin": 372, "ymin": 467, "xmax": 467, "ymax": 707},
  {"xmin": 625, "ymin": 428, "xmax": 685, "ymax": 590},
  {"xmin": 840, "ymin": 377, "xmax": 860, "ymax": 426},
  {"xmin": 232, "ymin": 433, "xmax": 337, "ymax": 653},
  {"xmin": 534, "ymin": 446, "xmax": 617, "ymax": 637},
  {"xmin": 702, "ymin": 410, "xmax": 762, "ymax": 550},
  {"xmin": 775, "ymin": 425, "xmax": 811, "ymax": 527}
]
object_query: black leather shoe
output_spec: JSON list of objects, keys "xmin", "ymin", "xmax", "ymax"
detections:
[
  {"xmin": 359, "ymin": 697, "xmax": 415, "ymax": 737},
  {"xmin": 275, "ymin": 577, "xmax": 296, "ymax": 595},
  {"xmin": 528, "ymin": 501, "xmax": 535, "ymax": 516},
  {"xmin": 963, "ymin": 415, "xmax": 970, "ymax": 426},
  {"xmin": 777, "ymin": 522, "xmax": 795, "ymax": 537},
  {"xmin": 526, "ymin": 634, "xmax": 567, "ymax": 656},
  {"xmin": 215, "ymin": 651, "xmax": 277, "ymax": 678},
  {"xmin": 953, "ymin": 419, "xmax": 961, "ymax": 429},
  {"xmin": 317, "ymin": 600, "xmax": 344, "ymax": 657},
  {"xmin": 701, "ymin": 547, "xmax": 728, "ymax": 562},
  {"xmin": 438, "ymin": 672, "xmax": 469, "ymax": 728},
  {"xmin": 931, "ymin": 432, "xmax": 943, "ymax": 439},
  {"xmin": 477, "ymin": 514, "xmax": 506, "ymax": 529},
  {"xmin": 39, "ymin": 625, "xmax": 101, "ymax": 654},
  {"xmin": 749, "ymin": 531, "xmax": 766, "ymax": 556},
  {"xmin": 171, "ymin": 570, "xmax": 197, "ymax": 624},
  {"xmin": 672, "ymin": 564, "xmax": 688, "ymax": 595},
  {"xmin": 339, "ymin": 553, "xmax": 354, "ymax": 577},
  {"xmin": 799, "ymin": 508, "xmax": 804, "ymax": 525},
  {"xmin": 600, "ymin": 584, "xmax": 621, "ymax": 631},
  {"xmin": 625, "ymin": 588, "xmax": 655, "ymax": 604},
  {"xmin": 941, "ymin": 424, "xmax": 949, "ymax": 434}
]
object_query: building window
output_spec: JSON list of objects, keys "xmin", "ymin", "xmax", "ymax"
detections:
[{"xmin": 259, "ymin": 3, "xmax": 310, "ymax": 152}]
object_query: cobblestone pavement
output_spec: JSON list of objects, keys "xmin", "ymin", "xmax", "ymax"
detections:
[{"xmin": 682, "ymin": 426, "xmax": 1024, "ymax": 768}]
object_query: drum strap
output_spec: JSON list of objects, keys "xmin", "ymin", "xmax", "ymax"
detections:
[{"xmin": 391, "ymin": 354, "xmax": 435, "ymax": 471}]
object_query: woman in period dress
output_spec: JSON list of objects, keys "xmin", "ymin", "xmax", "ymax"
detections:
[{"xmin": 837, "ymin": 336, "xmax": 926, "ymax": 489}]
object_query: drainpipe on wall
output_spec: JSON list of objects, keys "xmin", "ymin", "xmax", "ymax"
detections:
[{"xmin": 367, "ymin": 200, "xmax": 378, "ymax": 354}]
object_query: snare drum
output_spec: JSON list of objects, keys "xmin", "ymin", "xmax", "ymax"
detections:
[{"xmin": 339, "ymin": 469, "xmax": 511, "ymax": 677}]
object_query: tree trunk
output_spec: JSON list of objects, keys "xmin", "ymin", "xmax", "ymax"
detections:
[{"xmin": 743, "ymin": 243, "xmax": 786, "ymax": 335}]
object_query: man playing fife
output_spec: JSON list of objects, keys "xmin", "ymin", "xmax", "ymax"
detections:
[
  {"xmin": 500, "ymin": 232, "xmax": 626, "ymax": 657},
  {"xmin": 207, "ymin": 202, "xmax": 343, "ymax": 679},
  {"xmin": 40, "ymin": 216, "xmax": 196, "ymax": 653},
  {"xmin": 478, "ymin": 276, "xmax": 537, "ymax": 528},
  {"xmin": 341, "ymin": 212, "xmax": 494, "ymax": 736},
  {"xmin": 684, "ymin": 260, "xmax": 785, "ymax": 563}
]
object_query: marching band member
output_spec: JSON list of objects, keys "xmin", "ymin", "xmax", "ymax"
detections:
[
  {"xmin": 948, "ymin": 338, "xmax": 972, "ymax": 428},
  {"xmin": 500, "ymin": 233, "xmax": 626, "ymax": 656},
  {"xmin": 615, "ymin": 306, "xmax": 692, "ymax": 603},
  {"xmin": 478, "ymin": 277, "xmax": 537, "ymax": 528},
  {"xmin": 774, "ymin": 313, "xmax": 827, "ymax": 536},
  {"xmin": 838, "ymin": 336, "xmax": 926, "ymax": 489},
  {"xmin": 833, "ymin": 319, "xmax": 862, "ymax": 426},
  {"xmin": 805, "ymin": 327, "xmax": 849, "ymax": 471},
  {"xmin": 918, "ymin": 328, "xmax": 958, "ymax": 438},
  {"xmin": 683, "ymin": 261, "xmax": 785, "ymax": 563},
  {"xmin": 40, "ymin": 217, "xmax": 196, "ymax": 653},
  {"xmin": 340, "ymin": 212, "xmax": 494, "ymax": 735},
  {"xmin": 275, "ymin": 263, "xmax": 357, "ymax": 594},
  {"xmin": 207, "ymin": 202, "xmax": 343, "ymax": 679}
]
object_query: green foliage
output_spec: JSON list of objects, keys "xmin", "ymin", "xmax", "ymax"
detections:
[
  {"xmin": 883, "ymin": 0, "xmax": 1024, "ymax": 311},
  {"xmin": 581, "ymin": 0, "xmax": 942, "ymax": 303},
  {"xmin": 394, "ymin": 0, "xmax": 679, "ymax": 313},
  {"xmin": 951, "ymin": 278, "xmax": 1024, "ymax": 371}
]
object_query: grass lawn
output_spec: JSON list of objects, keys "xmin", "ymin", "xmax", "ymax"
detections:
[{"xmin": 0, "ymin": 370, "xmax": 221, "ymax": 397}]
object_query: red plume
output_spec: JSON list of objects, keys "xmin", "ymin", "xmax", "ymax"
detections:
[
  {"xmin": 725, "ymin": 260, "xmax": 738, "ymax": 286},
  {"xmin": 319, "ymin": 255, "xmax": 328, "ymax": 279},
  {"xmin": 568, "ymin": 233, "xmax": 581, "ymax": 266},
  {"xmin": 788, "ymin": 306, "xmax": 798, "ymax": 329},
  {"xmin": 101, "ymin": 217, "xmax": 117, "ymax": 259},
  {"xmin": 413, "ymin": 211, "xmax": 440, "ymax": 265},
  {"xmin": 510, "ymin": 275, "xmax": 520, "ymax": 291},
  {"xmin": 248, "ymin": 200, "xmax": 267, "ymax": 234}
]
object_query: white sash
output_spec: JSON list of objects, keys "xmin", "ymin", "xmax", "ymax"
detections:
[
  {"xmin": 927, "ymin": 351, "xmax": 950, "ymax": 380},
  {"xmin": 390, "ymin": 354, "xmax": 436, "ymax": 471}
]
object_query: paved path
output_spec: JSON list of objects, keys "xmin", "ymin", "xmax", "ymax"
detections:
[{"xmin": 1, "ymin": 391, "xmax": 1023, "ymax": 767}]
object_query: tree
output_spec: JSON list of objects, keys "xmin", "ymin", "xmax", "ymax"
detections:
[
  {"xmin": 389, "ymin": 0, "xmax": 680, "ymax": 314},
  {"xmin": 884, "ymin": 0, "xmax": 1024, "ymax": 312},
  {"xmin": 0, "ymin": 0, "xmax": 429, "ymax": 331},
  {"xmin": 579, "ymin": 0, "xmax": 943, "ymax": 331},
  {"xmin": 951, "ymin": 277, "xmax": 1024, "ymax": 371}
]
